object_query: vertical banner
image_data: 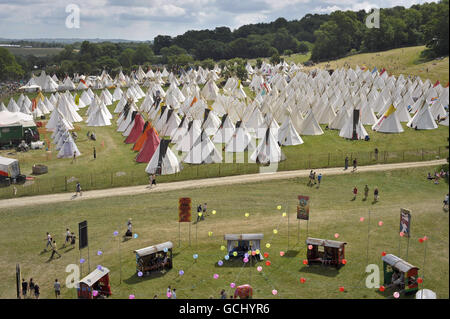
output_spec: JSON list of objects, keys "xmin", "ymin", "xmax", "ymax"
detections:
[
  {"xmin": 297, "ymin": 195, "xmax": 310, "ymax": 220},
  {"xmin": 400, "ymin": 209, "xmax": 411, "ymax": 237},
  {"xmin": 178, "ymin": 198, "xmax": 192, "ymax": 222}
]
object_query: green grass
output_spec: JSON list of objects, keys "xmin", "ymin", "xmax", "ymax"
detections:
[
  {"xmin": 1, "ymin": 166, "xmax": 448, "ymax": 299},
  {"xmin": 5, "ymin": 47, "xmax": 64, "ymax": 57},
  {"xmin": 1, "ymin": 88, "xmax": 448, "ymax": 199}
]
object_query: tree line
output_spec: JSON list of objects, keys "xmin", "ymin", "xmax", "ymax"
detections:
[{"xmin": 1, "ymin": 0, "xmax": 448, "ymax": 81}]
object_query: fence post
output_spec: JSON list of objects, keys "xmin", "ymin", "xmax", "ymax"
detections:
[
  {"xmin": 439, "ymin": 146, "xmax": 441, "ymax": 158},
  {"xmin": 64, "ymin": 176, "xmax": 67, "ymax": 191},
  {"xmin": 403, "ymin": 151, "xmax": 405, "ymax": 161},
  {"xmin": 90, "ymin": 173, "xmax": 93, "ymax": 187},
  {"xmin": 111, "ymin": 172, "xmax": 113, "ymax": 186},
  {"xmin": 218, "ymin": 164, "xmax": 221, "ymax": 176},
  {"xmin": 422, "ymin": 149, "xmax": 424, "ymax": 161},
  {"xmin": 328, "ymin": 153, "xmax": 330, "ymax": 167}
]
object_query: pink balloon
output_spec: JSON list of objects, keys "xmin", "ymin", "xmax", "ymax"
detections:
[
  {"xmin": 213, "ymin": 274, "xmax": 219, "ymax": 279},
  {"xmin": 257, "ymin": 266, "xmax": 262, "ymax": 272},
  {"xmin": 129, "ymin": 294, "xmax": 135, "ymax": 299},
  {"xmin": 378, "ymin": 221, "xmax": 383, "ymax": 226},
  {"xmin": 230, "ymin": 283, "xmax": 236, "ymax": 288},
  {"xmin": 393, "ymin": 292, "xmax": 400, "ymax": 299},
  {"xmin": 334, "ymin": 233, "xmax": 339, "ymax": 238},
  {"xmin": 279, "ymin": 251, "xmax": 285, "ymax": 256},
  {"xmin": 272, "ymin": 289, "xmax": 278, "ymax": 295},
  {"xmin": 167, "ymin": 292, "xmax": 172, "ymax": 298},
  {"xmin": 92, "ymin": 290, "xmax": 98, "ymax": 297},
  {"xmin": 359, "ymin": 217, "xmax": 365, "ymax": 222},
  {"xmin": 399, "ymin": 232, "xmax": 405, "ymax": 237},
  {"xmin": 308, "ymin": 245, "xmax": 313, "ymax": 250},
  {"xmin": 423, "ymin": 236, "xmax": 428, "ymax": 241}
]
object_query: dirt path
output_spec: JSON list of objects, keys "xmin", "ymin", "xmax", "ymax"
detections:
[{"xmin": 1, "ymin": 159, "xmax": 446, "ymax": 210}]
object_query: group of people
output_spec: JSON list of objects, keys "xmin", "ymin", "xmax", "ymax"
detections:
[
  {"xmin": 353, "ymin": 185, "xmax": 379, "ymax": 202},
  {"xmin": 21, "ymin": 278, "xmax": 40, "ymax": 299},
  {"xmin": 307, "ymin": 170, "xmax": 322, "ymax": 187},
  {"xmin": 344, "ymin": 157, "xmax": 358, "ymax": 171},
  {"xmin": 44, "ymin": 229, "xmax": 77, "ymax": 259},
  {"xmin": 427, "ymin": 170, "xmax": 448, "ymax": 185},
  {"xmin": 167, "ymin": 285, "xmax": 177, "ymax": 299},
  {"xmin": 196, "ymin": 203, "xmax": 208, "ymax": 222}
]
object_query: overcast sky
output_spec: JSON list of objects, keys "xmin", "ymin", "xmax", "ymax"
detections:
[{"xmin": 0, "ymin": 0, "xmax": 438, "ymax": 40}]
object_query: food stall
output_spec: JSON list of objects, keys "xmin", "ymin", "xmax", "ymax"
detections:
[
  {"xmin": 224, "ymin": 234, "xmax": 264, "ymax": 260},
  {"xmin": 0, "ymin": 156, "xmax": 26, "ymax": 186},
  {"xmin": 134, "ymin": 241, "xmax": 173, "ymax": 275},
  {"xmin": 382, "ymin": 254, "xmax": 419, "ymax": 294},
  {"xmin": 77, "ymin": 266, "xmax": 111, "ymax": 299},
  {"xmin": 306, "ymin": 237, "xmax": 347, "ymax": 268}
]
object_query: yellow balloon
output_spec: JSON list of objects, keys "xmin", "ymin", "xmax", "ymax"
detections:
[
  {"xmin": 273, "ymin": 229, "xmax": 278, "ymax": 234},
  {"xmin": 220, "ymin": 245, "xmax": 225, "ymax": 251},
  {"xmin": 245, "ymin": 213, "xmax": 249, "ymax": 217},
  {"xmin": 233, "ymin": 251, "xmax": 238, "ymax": 256},
  {"xmin": 198, "ymin": 212, "xmax": 203, "ymax": 217},
  {"xmin": 282, "ymin": 212, "xmax": 287, "ymax": 217},
  {"xmin": 266, "ymin": 243, "xmax": 271, "ymax": 248},
  {"xmin": 277, "ymin": 205, "xmax": 282, "ymax": 210},
  {"xmin": 212, "ymin": 210, "xmax": 216, "ymax": 215},
  {"xmin": 208, "ymin": 231, "xmax": 213, "ymax": 236},
  {"xmin": 255, "ymin": 249, "xmax": 260, "ymax": 254}
]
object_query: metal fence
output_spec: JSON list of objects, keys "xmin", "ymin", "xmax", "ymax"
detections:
[{"xmin": 0, "ymin": 146, "xmax": 448, "ymax": 200}]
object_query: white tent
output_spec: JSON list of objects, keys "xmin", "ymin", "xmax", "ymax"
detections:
[
  {"xmin": 278, "ymin": 116, "xmax": 304, "ymax": 146},
  {"xmin": 407, "ymin": 101, "xmax": 438, "ymax": 130},
  {"xmin": 225, "ymin": 121, "xmax": 256, "ymax": 152},
  {"xmin": 183, "ymin": 131, "xmax": 222, "ymax": 164},
  {"xmin": 57, "ymin": 135, "xmax": 81, "ymax": 158},
  {"xmin": 145, "ymin": 140, "xmax": 182, "ymax": 175},
  {"xmin": 339, "ymin": 109, "xmax": 369, "ymax": 140},
  {"xmin": 372, "ymin": 105, "xmax": 404, "ymax": 133},
  {"xmin": 250, "ymin": 128, "xmax": 286, "ymax": 164},
  {"xmin": 298, "ymin": 110, "xmax": 324, "ymax": 135},
  {"xmin": 212, "ymin": 114, "xmax": 235, "ymax": 144}
]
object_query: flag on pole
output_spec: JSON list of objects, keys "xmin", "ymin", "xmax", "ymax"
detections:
[
  {"xmin": 433, "ymin": 80, "xmax": 440, "ymax": 88},
  {"xmin": 371, "ymin": 67, "xmax": 377, "ymax": 74},
  {"xmin": 190, "ymin": 96, "xmax": 198, "ymax": 107}
]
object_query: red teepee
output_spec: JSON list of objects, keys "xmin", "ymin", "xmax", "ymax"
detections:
[
  {"xmin": 136, "ymin": 127, "xmax": 160, "ymax": 163},
  {"xmin": 125, "ymin": 114, "xmax": 145, "ymax": 144}
]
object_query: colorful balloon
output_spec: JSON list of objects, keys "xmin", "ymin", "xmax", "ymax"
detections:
[
  {"xmin": 163, "ymin": 247, "xmax": 168, "ymax": 253},
  {"xmin": 399, "ymin": 232, "xmax": 405, "ymax": 237},
  {"xmin": 256, "ymin": 249, "xmax": 260, "ymax": 255},
  {"xmin": 212, "ymin": 210, "xmax": 216, "ymax": 215},
  {"xmin": 113, "ymin": 231, "xmax": 119, "ymax": 236},
  {"xmin": 266, "ymin": 243, "xmax": 271, "ymax": 248},
  {"xmin": 245, "ymin": 213, "xmax": 249, "ymax": 217},
  {"xmin": 129, "ymin": 294, "xmax": 135, "ymax": 299},
  {"xmin": 218, "ymin": 260, "xmax": 223, "ymax": 266},
  {"xmin": 257, "ymin": 266, "xmax": 262, "ymax": 272},
  {"xmin": 379, "ymin": 286, "xmax": 385, "ymax": 292},
  {"xmin": 277, "ymin": 205, "xmax": 282, "ymax": 210},
  {"xmin": 97, "ymin": 250, "xmax": 102, "ymax": 256},
  {"xmin": 359, "ymin": 217, "xmax": 365, "ymax": 222},
  {"xmin": 208, "ymin": 231, "xmax": 213, "ymax": 237},
  {"xmin": 272, "ymin": 289, "xmax": 278, "ymax": 295},
  {"xmin": 279, "ymin": 251, "xmax": 285, "ymax": 257},
  {"xmin": 273, "ymin": 229, "xmax": 278, "ymax": 234},
  {"xmin": 378, "ymin": 221, "xmax": 383, "ymax": 226},
  {"xmin": 193, "ymin": 254, "xmax": 198, "ymax": 259},
  {"xmin": 265, "ymin": 261, "xmax": 271, "ymax": 266},
  {"xmin": 308, "ymin": 245, "xmax": 313, "ymax": 250},
  {"xmin": 220, "ymin": 245, "xmax": 225, "ymax": 251},
  {"xmin": 137, "ymin": 271, "xmax": 143, "ymax": 277},
  {"xmin": 80, "ymin": 258, "xmax": 85, "ymax": 264},
  {"xmin": 224, "ymin": 255, "xmax": 230, "ymax": 260},
  {"xmin": 334, "ymin": 233, "xmax": 339, "ymax": 239},
  {"xmin": 339, "ymin": 286, "xmax": 345, "ymax": 292},
  {"xmin": 179, "ymin": 270, "xmax": 184, "ymax": 276},
  {"xmin": 341, "ymin": 259, "xmax": 347, "ymax": 265},
  {"xmin": 213, "ymin": 274, "xmax": 219, "ymax": 279},
  {"xmin": 92, "ymin": 290, "xmax": 98, "ymax": 297},
  {"xmin": 97, "ymin": 265, "xmax": 102, "ymax": 270},
  {"xmin": 263, "ymin": 252, "xmax": 269, "ymax": 258},
  {"xmin": 417, "ymin": 278, "xmax": 423, "ymax": 284},
  {"xmin": 230, "ymin": 283, "xmax": 235, "ymax": 288},
  {"xmin": 303, "ymin": 259, "xmax": 308, "ymax": 265},
  {"xmin": 233, "ymin": 251, "xmax": 238, "ymax": 257},
  {"xmin": 282, "ymin": 212, "xmax": 287, "ymax": 217},
  {"xmin": 300, "ymin": 277, "xmax": 306, "ymax": 284},
  {"xmin": 133, "ymin": 233, "xmax": 138, "ymax": 239},
  {"xmin": 381, "ymin": 251, "xmax": 386, "ymax": 256},
  {"xmin": 393, "ymin": 292, "xmax": 400, "ymax": 299}
]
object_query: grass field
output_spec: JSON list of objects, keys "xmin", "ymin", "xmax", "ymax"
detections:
[
  {"xmin": 0, "ymin": 166, "xmax": 448, "ymax": 299},
  {"xmin": 5, "ymin": 47, "xmax": 64, "ymax": 57},
  {"xmin": 0, "ymin": 87, "xmax": 448, "ymax": 199}
]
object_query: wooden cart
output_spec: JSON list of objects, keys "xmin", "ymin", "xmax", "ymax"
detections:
[
  {"xmin": 77, "ymin": 267, "xmax": 111, "ymax": 299},
  {"xmin": 134, "ymin": 241, "xmax": 173, "ymax": 275},
  {"xmin": 382, "ymin": 254, "xmax": 419, "ymax": 295},
  {"xmin": 306, "ymin": 237, "xmax": 347, "ymax": 268}
]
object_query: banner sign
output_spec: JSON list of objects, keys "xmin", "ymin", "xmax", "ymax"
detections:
[
  {"xmin": 178, "ymin": 197, "xmax": 192, "ymax": 222},
  {"xmin": 297, "ymin": 195, "xmax": 310, "ymax": 220},
  {"xmin": 400, "ymin": 208, "xmax": 411, "ymax": 237}
]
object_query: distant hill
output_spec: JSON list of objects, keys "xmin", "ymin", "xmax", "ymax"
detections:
[{"xmin": 0, "ymin": 38, "xmax": 147, "ymax": 45}]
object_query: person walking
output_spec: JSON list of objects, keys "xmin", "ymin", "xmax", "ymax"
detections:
[
  {"xmin": 344, "ymin": 157, "xmax": 349, "ymax": 170},
  {"xmin": 151, "ymin": 174, "xmax": 157, "ymax": 187},
  {"xmin": 352, "ymin": 158, "xmax": 357, "ymax": 171},
  {"xmin": 196, "ymin": 204, "xmax": 202, "ymax": 223},
  {"xmin": 202, "ymin": 203, "xmax": 208, "ymax": 217},
  {"xmin": 29, "ymin": 278, "xmax": 35, "ymax": 297},
  {"xmin": 352, "ymin": 186, "xmax": 358, "ymax": 200},
  {"xmin": 21, "ymin": 278, "xmax": 28, "ymax": 299},
  {"xmin": 54, "ymin": 279, "xmax": 61, "ymax": 298},
  {"xmin": 374, "ymin": 187, "xmax": 379, "ymax": 202},
  {"xmin": 364, "ymin": 185, "xmax": 369, "ymax": 201},
  {"xmin": 312, "ymin": 171, "xmax": 317, "ymax": 185},
  {"xmin": 63, "ymin": 228, "xmax": 71, "ymax": 248},
  {"xmin": 93, "ymin": 147, "xmax": 96, "ymax": 160},
  {"xmin": 149, "ymin": 174, "xmax": 154, "ymax": 188},
  {"xmin": 444, "ymin": 193, "xmax": 449, "ymax": 210},
  {"xmin": 75, "ymin": 182, "xmax": 82, "ymax": 197},
  {"xmin": 50, "ymin": 240, "xmax": 61, "ymax": 259},
  {"xmin": 167, "ymin": 286, "xmax": 172, "ymax": 299},
  {"xmin": 374, "ymin": 148, "xmax": 379, "ymax": 161},
  {"xmin": 125, "ymin": 218, "xmax": 133, "ymax": 237},
  {"xmin": 220, "ymin": 289, "xmax": 227, "ymax": 299},
  {"xmin": 317, "ymin": 173, "xmax": 322, "ymax": 186},
  {"xmin": 307, "ymin": 170, "xmax": 313, "ymax": 186},
  {"xmin": 45, "ymin": 232, "xmax": 53, "ymax": 251},
  {"xmin": 172, "ymin": 288, "xmax": 177, "ymax": 299},
  {"xmin": 71, "ymin": 151, "xmax": 77, "ymax": 164},
  {"xmin": 33, "ymin": 283, "xmax": 40, "ymax": 299},
  {"xmin": 70, "ymin": 232, "xmax": 76, "ymax": 246}
]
